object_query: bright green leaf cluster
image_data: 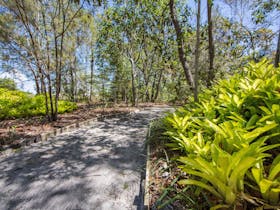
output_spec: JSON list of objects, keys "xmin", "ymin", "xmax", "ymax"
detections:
[
  {"xmin": 0, "ymin": 88, "xmax": 77, "ymax": 119},
  {"xmin": 163, "ymin": 59, "xmax": 280, "ymax": 208}
]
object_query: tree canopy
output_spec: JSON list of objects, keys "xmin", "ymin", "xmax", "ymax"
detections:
[{"xmin": 0, "ymin": 0, "xmax": 279, "ymax": 120}]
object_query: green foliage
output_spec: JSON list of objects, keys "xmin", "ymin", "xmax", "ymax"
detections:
[
  {"xmin": 57, "ymin": 100, "xmax": 78, "ymax": 113},
  {"xmin": 0, "ymin": 78, "xmax": 17, "ymax": 90},
  {"xmin": 161, "ymin": 59, "xmax": 280, "ymax": 208},
  {"xmin": 0, "ymin": 88, "xmax": 77, "ymax": 119},
  {"xmin": 250, "ymin": 154, "xmax": 280, "ymax": 205}
]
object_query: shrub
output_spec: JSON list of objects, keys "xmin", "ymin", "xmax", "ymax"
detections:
[
  {"xmin": 160, "ymin": 59, "xmax": 280, "ymax": 209},
  {"xmin": 58, "ymin": 100, "xmax": 78, "ymax": 113},
  {"xmin": 0, "ymin": 89, "xmax": 77, "ymax": 119},
  {"xmin": 0, "ymin": 78, "xmax": 17, "ymax": 90}
]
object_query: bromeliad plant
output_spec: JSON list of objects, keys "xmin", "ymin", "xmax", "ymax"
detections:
[
  {"xmin": 250, "ymin": 154, "xmax": 280, "ymax": 205},
  {"xmin": 178, "ymin": 138, "xmax": 279, "ymax": 207},
  {"xmin": 159, "ymin": 59, "xmax": 280, "ymax": 208}
]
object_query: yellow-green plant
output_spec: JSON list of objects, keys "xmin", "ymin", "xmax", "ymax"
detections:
[
  {"xmin": 0, "ymin": 89, "xmax": 77, "ymax": 119},
  {"xmin": 250, "ymin": 155, "xmax": 280, "ymax": 205},
  {"xmin": 159, "ymin": 59, "xmax": 280, "ymax": 208},
  {"xmin": 178, "ymin": 140, "xmax": 279, "ymax": 207}
]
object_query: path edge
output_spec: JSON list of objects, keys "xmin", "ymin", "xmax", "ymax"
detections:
[
  {"xmin": 0, "ymin": 109, "xmax": 141, "ymax": 156},
  {"xmin": 143, "ymin": 122, "xmax": 152, "ymax": 210}
]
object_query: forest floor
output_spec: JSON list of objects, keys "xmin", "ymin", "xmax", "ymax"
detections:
[
  {"xmin": 0, "ymin": 103, "xmax": 168, "ymax": 150},
  {"xmin": 0, "ymin": 106, "xmax": 172, "ymax": 210}
]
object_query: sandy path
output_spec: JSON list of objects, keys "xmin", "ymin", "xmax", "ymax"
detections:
[{"xmin": 0, "ymin": 107, "xmax": 172, "ymax": 210}]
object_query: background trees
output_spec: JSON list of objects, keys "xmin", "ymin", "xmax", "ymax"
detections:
[{"xmin": 0, "ymin": 0, "xmax": 279, "ymax": 120}]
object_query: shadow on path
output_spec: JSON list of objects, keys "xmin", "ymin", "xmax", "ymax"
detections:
[{"xmin": 0, "ymin": 107, "xmax": 172, "ymax": 210}]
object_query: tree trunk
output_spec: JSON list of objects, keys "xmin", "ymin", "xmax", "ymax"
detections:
[
  {"xmin": 38, "ymin": 69, "xmax": 49, "ymax": 121},
  {"xmin": 151, "ymin": 73, "xmax": 157, "ymax": 102},
  {"xmin": 207, "ymin": 0, "xmax": 215, "ymax": 87},
  {"xmin": 169, "ymin": 0, "xmax": 195, "ymax": 92},
  {"xmin": 275, "ymin": 27, "xmax": 280, "ymax": 68},
  {"xmin": 29, "ymin": 65, "xmax": 41, "ymax": 95},
  {"xmin": 46, "ymin": 74, "xmax": 56, "ymax": 121},
  {"xmin": 89, "ymin": 48, "xmax": 94, "ymax": 102},
  {"xmin": 154, "ymin": 68, "xmax": 163, "ymax": 102},
  {"xmin": 194, "ymin": 0, "xmax": 201, "ymax": 102},
  {"xmin": 129, "ymin": 57, "xmax": 137, "ymax": 106},
  {"xmin": 70, "ymin": 65, "xmax": 75, "ymax": 102}
]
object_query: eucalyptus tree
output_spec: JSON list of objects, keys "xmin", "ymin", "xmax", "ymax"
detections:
[
  {"xmin": 0, "ymin": 0, "xmax": 86, "ymax": 121},
  {"xmin": 169, "ymin": 0, "xmax": 195, "ymax": 94},
  {"xmin": 60, "ymin": 10, "xmax": 96, "ymax": 102},
  {"xmin": 207, "ymin": 0, "xmax": 215, "ymax": 87},
  {"xmin": 221, "ymin": 0, "xmax": 279, "ymax": 65},
  {"xmin": 194, "ymin": 0, "xmax": 201, "ymax": 102},
  {"xmin": 251, "ymin": 0, "xmax": 280, "ymax": 67},
  {"xmin": 96, "ymin": 0, "xmax": 179, "ymax": 105}
]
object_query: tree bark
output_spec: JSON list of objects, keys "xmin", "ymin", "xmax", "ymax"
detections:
[
  {"xmin": 207, "ymin": 0, "xmax": 215, "ymax": 87},
  {"xmin": 275, "ymin": 27, "xmax": 280, "ymax": 68},
  {"xmin": 194, "ymin": 0, "xmax": 201, "ymax": 102},
  {"xmin": 169, "ymin": 0, "xmax": 195, "ymax": 92},
  {"xmin": 28, "ymin": 63, "xmax": 40, "ymax": 94},
  {"xmin": 89, "ymin": 48, "xmax": 94, "ymax": 102},
  {"xmin": 153, "ymin": 68, "xmax": 163, "ymax": 102},
  {"xmin": 70, "ymin": 62, "xmax": 75, "ymax": 102},
  {"xmin": 129, "ymin": 57, "xmax": 137, "ymax": 106}
]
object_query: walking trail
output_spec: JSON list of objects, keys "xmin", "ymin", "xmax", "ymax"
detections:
[{"xmin": 0, "ymin": 107, "xmax": 172, "ymax": 210}]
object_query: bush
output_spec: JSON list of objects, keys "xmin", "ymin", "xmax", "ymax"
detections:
[
  {"xmin": 0, "ymin": 89, "xmax": 77, "ymax": 119},
  {"xmin": 159, "ymin": 59, "xmax": 280, "ymax": 209},
  {"xmin": 58, "ymin": 100, "xmax": 78, "ymax": 113},
  {"xmin": 0, "ymin": 78, "xmax": 17, "ymax": 90}
]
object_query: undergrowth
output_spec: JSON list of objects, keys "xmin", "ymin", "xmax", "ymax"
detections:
[
  {"xmin": 0, "ymin": 89, "xmax": 77, "ymax": 119},
  {"xmin": 150, "ymin": 59, "xmax": 280, "ymax": 209}
]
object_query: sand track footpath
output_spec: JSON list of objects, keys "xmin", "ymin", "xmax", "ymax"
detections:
[{"xmin": 0, "ymin": 107, "xmax": 173, "ymax": 210}]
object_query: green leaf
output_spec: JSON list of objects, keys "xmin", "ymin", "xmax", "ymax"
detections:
[
  {"xmin": 229, "ymin": 157, "xmax": 257, "ymax": 192},
  {"xmin": 259, "ymin": 106, "xmax": 272, "ymax": 115},
  {"xmin": 210, "ymin": 204, "xmax": 230, "ymax": 210},
  {"xmin": 178, "ymin": 179, "xmax": 223, "ymax": 199},
  {"xmin": 269, "ymin": 156, "xmax": 280, "ymax": 180},
  {"xmin": 246, "ymin": 114, "xmax": 259, "ymax": 128},
  {"xmin": 206, "ymin": 120, "xmax": 227, "ymax": 137},
  {"xmin": 259, "ymin": 179, "xmax": 273, "ymax": 194},
  {"xmin": 252, "ymin": 167, "xmax": 262, "ymax": 183},
  {"xmin": 243, "ymin": 123, "xmax": 278, "ymax": 142}
]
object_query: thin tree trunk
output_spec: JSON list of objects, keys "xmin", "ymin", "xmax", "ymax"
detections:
[
  {"xmin": 129, "ymin": 57, "xmax": 137, "ymax": 106},
  {"xmin": 194, "ymin": 0, "xmax": 201, "ymax": 102},
  {"xmin": 70, "ymin": 64, "xmax": 75, "ymax": 102},
  {"xmin": 34, "ymin": 76, "xmax": 40, "ymax": 94},
  {"xmin": 150, "ymin": 73, "xmax": 157, "ymax": 102},
  {"xmin": 169, "ymin": 0, "xmax": 195, "ymax": 92},
  {"xmin": 28, "ymin": 64, "xmax": 40, "ymax": 94},
  {"xmin": 46, "ymin": 74, "xmax": 55, "ymax": 121},
  {"xmin": 89, "ymin": 48, "xmax": 94, "ymax": 102},
  {"xmin": 54, "ymin": 10, "xmax": 66, "ymax": 120},
  {"xmin": 275, "ymin": 27, "xmax": 280, "ymax": 68},
  {"xmin": 154, "ymin": 68, "xmax": 163, "ymax": 102},
  {"xmin": 37, "ymin": 68, "xmax": 49, "ymax": 121},
  {"xmin": 207, "ymin": 0, "xmax": 215, "ymax": 87}
]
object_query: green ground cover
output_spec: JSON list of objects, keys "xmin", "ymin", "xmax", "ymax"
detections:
[
  {"xmin": 152, "ymin": 59, "xmax": 280, "ymax": 209},
  {"xmin": 0, "ymin": 88, "xmax": 77, "ymax": 119}
]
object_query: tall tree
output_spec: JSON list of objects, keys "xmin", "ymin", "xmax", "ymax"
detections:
[
  {"xmin": 0, "ymin": 0, "xmax": 85, "ymax": 121},
  {"xmin": 275, "ymin": 28, "xmax": 280, "ymax": 67},
  {"xmin": 169, "ymin": 0, "xmax": 195, "ymax": 93},
  {"xmin": 194, "ymin": 0, "xmax": 201, "ymax": 102},
  {"xmin": 207, "ymin": 0, "xmax": 215, "ymax": 87}
]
